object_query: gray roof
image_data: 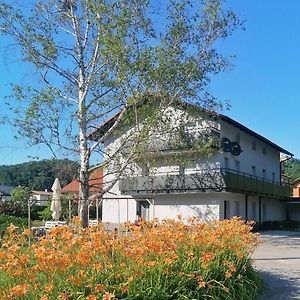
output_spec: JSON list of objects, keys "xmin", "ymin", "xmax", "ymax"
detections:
[{"xmin": 0, "ymin": 185, "xmax": 16, "ymax": 196}]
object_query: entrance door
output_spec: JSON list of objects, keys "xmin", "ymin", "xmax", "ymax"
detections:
[{"xmin": 137, "ymin": 201, "xmax": 150, "ymax": 221}]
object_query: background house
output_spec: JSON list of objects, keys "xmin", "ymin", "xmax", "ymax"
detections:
[
  {"xmin": 31, "ymin": 190, "xmax": 52, "ymax": 206},
  {"xmin": 61, "ymin": 166, "xmax": 103, "ymax": 219},
  {"xmin": 96, "ymin": 103, "xmax": 294, "ymax": 226},
  {"xmin": 0, "ymin": 184, "xmax": 15, "ymax": 201}
]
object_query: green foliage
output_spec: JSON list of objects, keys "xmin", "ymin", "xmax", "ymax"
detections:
[
  {"xmin": 37, "ymin": 195, "xmax": 79, "ymax": 221},
  {"xmin": 0, "ymin": 0, "xmax": 242, "ymax": 225},
  {"xmin": 38, "ymin": 205, "xmax": 52, "ymax": 221},
  {"xmin": 283, "ymin": 158, "xmax": 300, "ymax": 181},
  {"xmin": 0, "ymin": 159, "xmax": 79, "ymax": 190},
  {"xmin": 0, "ymin": 201, "xmax": 27, "ymax": 219},
  {"xmin": 0, "ymin": 218, "xmax": 262, "ymax": 299},
  {"xmin": 0, "ymin": 0, "xmax": 242, "ymax": 160},
  {"xmin": 0, "ymin": 214, "xmax": 27, "ymax": 236},
  {"xmin": 11, "ymin": 186, "xmax": 31, "ymax": 203},
  {"xmin": 0, "ymin": 201, "xmax": 44, "ymax": 221},
  {"xmin": 1, "ymin": 185, "xmax": 49, "ymax": 221}
]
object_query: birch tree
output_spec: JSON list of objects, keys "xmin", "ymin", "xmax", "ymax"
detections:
[{"xmin": 0, "ymin": 0, "xmax": 241, "ymax": 226}]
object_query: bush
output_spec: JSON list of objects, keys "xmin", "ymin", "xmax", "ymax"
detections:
[
  {"xmin": 0, "ymin": 214, "xmax": 27, "ymax": 237},
  {"xmin": 0, "ymin": 201, "xmax": 27, "ymax": 218},
  {"xmin": 0, "ymin": 218, "xmax": 262, "ymax": 299},
  {"xmin": 0, "ymin": 200, "xmax": 45, "ymax": 221}
]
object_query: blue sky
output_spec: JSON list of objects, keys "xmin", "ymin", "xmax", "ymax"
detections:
[
  {"xmin": 210, "ymin": 0, "xmax": 300, "ymax": 159},
  {"xmin": 0, "ymin": 0, "xmax": 300, "ymax": 165}
]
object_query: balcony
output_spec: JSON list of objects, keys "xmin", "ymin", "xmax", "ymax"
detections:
[
  {"xmin": 120, "ymin": 168, "xmax": 291, "ymax": 198},
  {"xmin": 222, "ymin": 169, "xmax": 291, "ymax": 198}
]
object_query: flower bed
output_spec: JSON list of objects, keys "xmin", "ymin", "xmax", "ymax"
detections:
[{"xmin": 0, "ymin": 217, "xmax": 262, "ymax": 299}]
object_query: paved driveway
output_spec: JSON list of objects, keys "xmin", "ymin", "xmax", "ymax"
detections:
[{"xmin": 252, "ymin": 231, "xmax": 300, "ymax": 299}]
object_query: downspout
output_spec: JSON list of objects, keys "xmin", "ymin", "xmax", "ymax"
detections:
[
  {"xmin": 259, "ymin": 196, "xmax": 262, "ymax": 231},
  {"xmin": 245, "ymin": 195, "xmax": 248, "ymax": 222}
]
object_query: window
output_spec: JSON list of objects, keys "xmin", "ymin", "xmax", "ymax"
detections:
[
  {"xmin": 235, "ymin": 160, "xmax": 240, "ymax": 172},
  {"xmin": 235, "ymin": 201, "xmax": 240, "ymax": 217},
  {"xmin": 272, "ymin": 172, "xmax": 276, "ymax": 182},
  {"xmin": 262, "ymin": 203, "xmax": 267, "ymax": 221},
  {"xmin": 252, "ymin": 202, "xmax": 257, "ymax": 220},
  {"xmin": 262, "ymin": 169, "xmax": 267, "ymax": 179},
  {"xmin": 252, "ymin": 166, "xmax": 256, "ymax": 176},
  {"xmin": 252, "ymin": 141, "xmax": 256, "ymax": 151},
  {"xmin": 236, "ymin": 133, "xmax": 240, "ymax": 144},
  {"xmin": 224, "ymin": 157, "xmax": 229, "ymax": 169},
  {"xmin": 262, "ymin": 147, "xmax": 267, "ymax": 155}
]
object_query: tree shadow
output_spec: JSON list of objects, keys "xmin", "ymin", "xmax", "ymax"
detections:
[{"xmin": 258, "ymin": 270, "xmax": 300, "ymax": 300}]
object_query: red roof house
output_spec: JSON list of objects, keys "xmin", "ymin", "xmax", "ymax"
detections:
[{"xmin": 61, "ymin": 167, "xmax": 103, "ymax": 194}]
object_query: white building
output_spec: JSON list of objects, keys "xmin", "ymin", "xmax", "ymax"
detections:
[
  {"xmin": 31, "ymin": 190, "xmax": 52, "ymax": 206},
  {"xmin": 95, "ymin": 103, "xmax": 293, "ymax": 226}
]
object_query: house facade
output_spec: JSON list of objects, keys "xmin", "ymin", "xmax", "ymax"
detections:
[
  {"xmin": 31, "ymin": 190, "xmax": 52, "ymax": 206},
  {"xmin": 61, "ymin": 166, "xmax": 103, "ymax": 220},
  {"xmin": 98, "ymin": 104, "xmax": 293, "ymax": 226}
]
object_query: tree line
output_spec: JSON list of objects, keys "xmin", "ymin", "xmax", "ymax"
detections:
[{"xmin": 0, "ymin": 159, "xmax": 79, "ymax": 190}]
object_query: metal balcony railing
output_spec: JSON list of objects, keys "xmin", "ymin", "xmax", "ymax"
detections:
[
  {"xmin": 222, "ymin": 168, "xmax": 291, "ymax": 198},
  {"xmin": 120, "ymin": 168, "xmax": 291, "ymax": 198}
]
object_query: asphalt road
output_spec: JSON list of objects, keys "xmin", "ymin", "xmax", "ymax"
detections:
[{"xmin": 252, "ymin": 231, "xmax": 300, "ymax": 299}]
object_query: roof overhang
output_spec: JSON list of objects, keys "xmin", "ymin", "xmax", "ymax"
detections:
[
  {"xmin": 219, "ymin": 114, "xmax": 293, "ymax": 156},
  {"xmin": 89, "ymin": 101, "xmax": 293, "ymax": 157}
]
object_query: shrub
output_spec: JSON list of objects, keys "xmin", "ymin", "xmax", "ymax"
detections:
[
  {"xmin": 0, "ymin": 214, "xmax": 27, "ymax": 237},
  {"xmin": 0, "ymin": 200, "xmax": 45, "ymax": 221},
  {"xmin": 0, "ymin": 217, "xmax": 262, "ymax": 299}
]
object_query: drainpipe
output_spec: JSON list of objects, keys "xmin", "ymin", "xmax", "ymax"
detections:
[
  {"xmin": 245, "ymin": 195, "xmax": 248, "ymax": 222},
  {"xmin": 259, "ymin": 196, "xmax": 262, "ymax": 230}
]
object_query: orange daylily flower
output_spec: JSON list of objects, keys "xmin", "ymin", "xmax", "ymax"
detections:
[
  {"xmin": 95, "ymin": 284, "xmax": 105, "ymax": 293},
  {"xmin": 102, "ymin": 292, "xmax": 115, "ymax": 300},
  {"xmin": 7, "ymin": 224, "xmax": 17, "ymax": 232},
  {"xmin": 10, "ymin": 284, "xmax": 29, "ymax": 297}
]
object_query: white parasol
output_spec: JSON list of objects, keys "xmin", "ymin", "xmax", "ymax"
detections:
[{"xmin": 50, "ymin": 178, "xmax": 62, "ymax": 220}]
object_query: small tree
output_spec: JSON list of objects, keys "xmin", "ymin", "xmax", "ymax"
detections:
[
  {"xmin": 0, "ymin": 0, "xmax": 242, "ymax": 226},
  {"xmin": 11, "ymin": 186, "xmax": 31, "ymax": 204}
]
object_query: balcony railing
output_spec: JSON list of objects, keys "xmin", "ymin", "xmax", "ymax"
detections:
[
  {"xmin": 222, "ymin": 168, "xmax": 291, "ymax": 198},
  {"xmin": 120, "ymin": 168, "xmax": 291, "ymax": 198}
]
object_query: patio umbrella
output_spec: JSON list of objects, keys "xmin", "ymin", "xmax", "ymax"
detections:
[{"xmin": 50, "ymin": 178, "xmax": 62, "ymax": 220}]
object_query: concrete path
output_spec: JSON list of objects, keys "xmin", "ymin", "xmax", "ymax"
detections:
[{"xmin": 252, "ymin": 231, "xmax": 300, "ymax": 299}]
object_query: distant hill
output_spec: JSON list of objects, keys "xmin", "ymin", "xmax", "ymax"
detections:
[
  {"xmin": 0, "ymin": 159, "xmax": 80, "ymax": 191},
  {"xmin": 282, "ymin": 158, "xmax": 300, "ymax": 182}
]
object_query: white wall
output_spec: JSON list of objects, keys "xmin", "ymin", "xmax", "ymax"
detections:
[
  {"xmin": 151, "ymin": 193, "xmax": 222, "ymax": 222},
  {"xmin": 262, "ymin": 198, "xmax": 285, "ymax": 221},
  {"xmin": 220, "ymin": 121, "xmax": 281, "ymax": 182},
  {"xmin": 101, "ymin": 105, "xmax": 286, "ymax": 225},
  {"xmin": 102, "ymin": 195, "xmax": 137, "ymax": 224}
]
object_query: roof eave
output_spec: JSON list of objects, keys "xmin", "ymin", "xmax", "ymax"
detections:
[{"xmin": 220, "ymin": 114, "xmax": 293, "ymax": 156}]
